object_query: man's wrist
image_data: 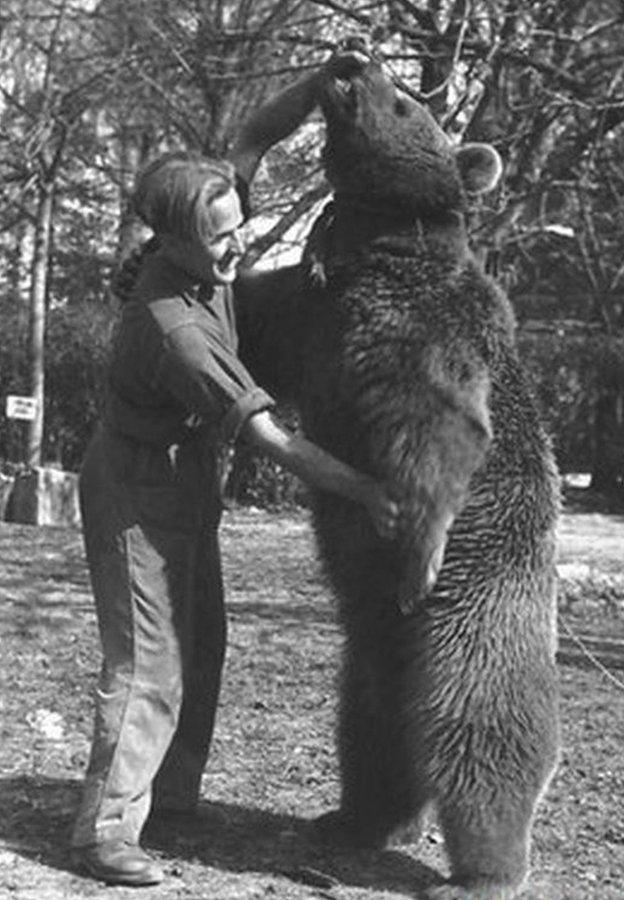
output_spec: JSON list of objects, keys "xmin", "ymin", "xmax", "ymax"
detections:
[{"xmin": 349, "ymin": 472, "xmax": 373, "ymax": 507}]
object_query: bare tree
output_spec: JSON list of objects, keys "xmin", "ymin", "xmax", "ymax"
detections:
[
  {"xmin": 2, "ymin": 0, "xmax": 623, "ymax": 481},
  {"xmin": 0, "ymin": 0, "xmax": 133, "ymax": 464}
]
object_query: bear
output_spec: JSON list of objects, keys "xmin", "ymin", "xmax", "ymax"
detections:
[{"xmin": 235, "ymin": 43, "xmax": 560, "ymax": 899}]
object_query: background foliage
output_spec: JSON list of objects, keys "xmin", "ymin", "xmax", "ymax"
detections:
[{"xmin": 1, "ymin": 0, "xmax": 624, "ymax": 499}]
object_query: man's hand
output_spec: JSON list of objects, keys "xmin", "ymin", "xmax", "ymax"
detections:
[
  {"xmin": 322, "ymin": 37, "xmax": 370, "ymax": 81},
  {"xmin": 360, "ymin": 480, "xmax": 401, "ymax": 542},
  {"xmin": 244, "ymin": 411, "xmax": 401, "ymax": 540}
]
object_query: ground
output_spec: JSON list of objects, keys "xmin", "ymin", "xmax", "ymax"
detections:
[{"xmin": 1, "ymin": 484, "xmax": 623, "ymax": 900}]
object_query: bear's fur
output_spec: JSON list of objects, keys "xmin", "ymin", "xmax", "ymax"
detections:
[{"xmin": 236, "ymin": 48, "xmax": 560, "ymax": 900}]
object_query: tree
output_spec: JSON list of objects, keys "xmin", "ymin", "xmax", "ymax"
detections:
[
  {"xmin": 0, "ymin": 0, "xmax": 135, "ymax": 464},
  {"xmin": 1, "ymin": 0, "xmax": 623, "ymax": 488}
]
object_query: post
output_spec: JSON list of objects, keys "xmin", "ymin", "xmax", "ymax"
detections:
[{"xmin": 27, "ymin": 179, "xmax": 54, "ymax": 468}]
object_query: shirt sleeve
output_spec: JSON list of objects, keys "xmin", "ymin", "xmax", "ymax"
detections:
[{"xmin": 154, "ymin": 320, "xmax": 274, "ymax": 442}]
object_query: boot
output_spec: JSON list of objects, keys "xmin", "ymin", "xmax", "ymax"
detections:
[{"xmin": 71, "ymin": 840, "xmax": 164, "ymax": 886}]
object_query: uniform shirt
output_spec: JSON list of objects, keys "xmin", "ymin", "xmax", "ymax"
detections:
[{"xmin": 105, "ymin": 250, "xmax": 274, "ymax": 447}]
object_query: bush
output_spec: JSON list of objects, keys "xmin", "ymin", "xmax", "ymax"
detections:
[
  {"xmin": 518, "ymin": 324, "xmax": 624, "ymax": 474},
  {"xmin": 43, "ymin": 300, "xmax": 114, "ymax": 469},
  {"xmin": 225, "ymin": 405, "xmax": 308, "ymax": 509},
  {"xmin": 2, "ymin": 300, "xmax": 621, "ymax": 505},
  {"xmin": 0, "ymin": 295, "xmax": 114, "ymax": 472}
]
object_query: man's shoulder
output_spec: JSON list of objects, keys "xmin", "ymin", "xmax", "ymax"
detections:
[{"xmin": 129, "ymin": 255, "xmax": 200, "ymax": 334}]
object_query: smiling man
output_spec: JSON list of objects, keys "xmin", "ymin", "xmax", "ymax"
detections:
[{"xmin": 69, "ymin": 65, "xmax": 400, "ymax": 887}]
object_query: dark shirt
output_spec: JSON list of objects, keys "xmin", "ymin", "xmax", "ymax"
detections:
[{"xmin": 105, "ymin": 251, "xmax": 274, "ymax": 447}]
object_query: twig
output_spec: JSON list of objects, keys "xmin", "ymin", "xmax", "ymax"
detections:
[
  {"xmin": 418, "ymin": 0, "xmax": 473, "ymax": 102},
  {"xmin": 308, "ymin": 0, "xmax": 373, "ymax": 27}
]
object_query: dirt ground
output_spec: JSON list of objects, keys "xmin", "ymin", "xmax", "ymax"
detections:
[{"xmin": 1, "ymin": 487, "xmax": 623, "ymax": 900}]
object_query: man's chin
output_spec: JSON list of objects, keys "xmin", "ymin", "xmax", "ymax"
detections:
[{"xmin": 211, "ymin": 260, "xmax": 239, "ymax": 284}]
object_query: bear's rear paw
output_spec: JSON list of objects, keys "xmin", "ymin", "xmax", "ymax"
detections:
[
  {"xmin": 308, "ymin": 809, "xmax": 388, "ymax": 851},
  {"xmin": 424, "ymin": 881, "xmax": 521, "ymax": 899}
]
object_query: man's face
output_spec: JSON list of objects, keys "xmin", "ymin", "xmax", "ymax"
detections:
[{"xmin": 200, "ymin": 187, "xmax": 245, "ymax": 285}]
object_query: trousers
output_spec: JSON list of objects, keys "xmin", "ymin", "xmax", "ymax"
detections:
[{"xmin": 71, "ymin": 425, "xmax": 226, "ymax": 847}]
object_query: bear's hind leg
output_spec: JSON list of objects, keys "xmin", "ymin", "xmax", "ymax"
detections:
[
  {"xmin": 428, "ymin": 806, "xmax": 529, "ymax": 899},
  {"xmin": 313, "ymin": 636, "xmax": 425, "ymax": 850},
  {"xmin": 425, "ymin": 661, "xmax": 559, "ymax": 898},
  {"xmin": 428, "ymin": 764, "xmax": 554, "ymax": 900}
]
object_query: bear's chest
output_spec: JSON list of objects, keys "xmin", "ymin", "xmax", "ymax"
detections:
[
  {"xmin": 301, "ymin": 250, "xmax": 496, "ymax": 403},
  {"xmin": 298, "ymin": 250, "xmax": 486, "ymax": 459}
]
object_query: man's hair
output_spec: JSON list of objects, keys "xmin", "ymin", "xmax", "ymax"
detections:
[{"xmin": 132, "ymin": 152, "xmax": 236, "ymax": 242}]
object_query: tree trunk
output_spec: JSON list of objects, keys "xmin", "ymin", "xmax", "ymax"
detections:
[
  {"xmin": 27, "ymin": 179, "xmax": 55, "ymax": 468},
  {"xmin": 590, "ymin": 387, "xmax": 624, "ymax": 494}
]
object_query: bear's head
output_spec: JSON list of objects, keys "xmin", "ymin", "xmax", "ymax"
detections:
[{"xmin": 319, "ymin": 42, "xmax": 502, "ymax": 222}]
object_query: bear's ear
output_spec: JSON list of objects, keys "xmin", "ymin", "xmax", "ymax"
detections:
[{"xmin": 456, "ymin": 143, "xmax": 503, "ymax": 196}]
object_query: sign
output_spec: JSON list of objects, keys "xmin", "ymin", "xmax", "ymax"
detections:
[{"xmin": 5, "ymin": 395, "xmax": 38, "ymax": 421}]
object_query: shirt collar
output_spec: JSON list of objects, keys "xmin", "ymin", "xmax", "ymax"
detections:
[{"xmin": 151, "ymin": 248, "xmax": 215, "ymax": 304}]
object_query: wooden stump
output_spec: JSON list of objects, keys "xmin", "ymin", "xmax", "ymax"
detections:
[{"xmin": 6, "ymin": 467, "xmax": 81, "ymax": 527}]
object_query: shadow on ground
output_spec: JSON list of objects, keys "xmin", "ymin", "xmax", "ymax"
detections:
[{"xmin": 0, "ymin": 775, "xmax": 444, "ymax": 898}]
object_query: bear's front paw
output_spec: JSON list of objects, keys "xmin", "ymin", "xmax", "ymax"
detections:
[{"xmin": 325, "ymin": 37, "xmax": 371, "ymax": 79}]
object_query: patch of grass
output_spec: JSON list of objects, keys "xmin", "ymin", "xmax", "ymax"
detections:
[{"xmin": 0, "ymin": 494, "xmax": 623, "ymax": 899}]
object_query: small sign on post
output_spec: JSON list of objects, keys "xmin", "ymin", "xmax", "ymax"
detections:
[{"xmin": 6, "ymin": 395, "xmax": 38, "ymax": 422}]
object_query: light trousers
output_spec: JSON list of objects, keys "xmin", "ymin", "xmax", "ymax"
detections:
[{"xmin": 72, "ymin": 425, "xmax": 226, "ymax": 847}]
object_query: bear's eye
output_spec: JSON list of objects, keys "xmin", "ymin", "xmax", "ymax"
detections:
[{"xmin": 394, "ymin": 98, "xmax": 409, "ymax": 117}]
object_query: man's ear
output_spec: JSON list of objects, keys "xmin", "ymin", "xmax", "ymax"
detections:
[{"xmin": 456, "ymin": 143, "xmax": 503, "ymax": 195}]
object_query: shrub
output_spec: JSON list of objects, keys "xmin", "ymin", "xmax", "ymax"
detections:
[{"xmin": 518, "ymin": 324, "xmax": 624, "ymax": 474}]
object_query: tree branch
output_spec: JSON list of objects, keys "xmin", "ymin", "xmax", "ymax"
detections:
[{"xmin": 308, "ymin": 0, "xmax": 374, "ymax": 27}]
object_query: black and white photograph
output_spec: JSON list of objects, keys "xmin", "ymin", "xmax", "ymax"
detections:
[{"xmin": 1, "ymin": 2, "xmax": 623, "ymax": 898}]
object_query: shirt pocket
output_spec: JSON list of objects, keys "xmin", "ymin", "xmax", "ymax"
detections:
[{"xmin": 108, "ymin": 436, "xmax": 197, "ymax": 534}]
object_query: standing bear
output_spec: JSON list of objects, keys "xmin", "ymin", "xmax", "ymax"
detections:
[{"xmin": 235, "ymin": 44, "xmax": 560, "ymax": 900}]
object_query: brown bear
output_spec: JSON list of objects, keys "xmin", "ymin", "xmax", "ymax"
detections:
[{"xmin": 236, "ymin": 45, "xmax": 560, "ymax": 900}]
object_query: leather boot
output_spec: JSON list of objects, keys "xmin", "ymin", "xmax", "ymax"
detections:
[{"xmin": 71, "ymin": 840, "xmax": 164, "ymax": 886}]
